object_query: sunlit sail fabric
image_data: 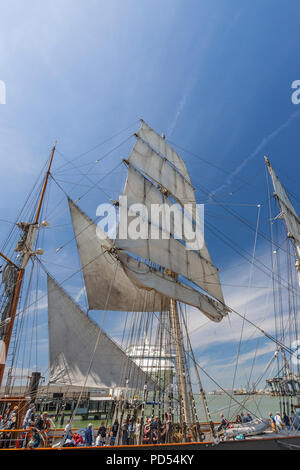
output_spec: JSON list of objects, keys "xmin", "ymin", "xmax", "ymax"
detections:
[
  {"xmin": 68, "ymin": 198, "xmax": 161, "ymax": 311},
  {"xmin": 118, "ymin": 252, "xmax": 227, "ymax": 322},
  {"xmin": 265, "ymin": 157, "xmax": 300, "ymax": 285},
  {"xmin": 47, "ymin": 276, "xmax": 155, "ymax": 389},
  {"xmin": 137, "ymin": 119, "xmax": 191, "ymax": 183},
  {"xmin": 266, "ymin": 157, "xmax": 300, "ymax": 246},
  {"xmin": 129, "ymin": 138, "xmax": 195, "ymax": 210},
  {"xmin": 68, "ymin": 199, "xmax": 227, "ymax": 320},
  {"xmin": 116, "ymin": 164, "xmax": 224, "ymax": 303}
]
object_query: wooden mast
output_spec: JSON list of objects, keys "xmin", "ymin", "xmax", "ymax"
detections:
[
  {"xmin": 0, "ymin": 142, "xmax": 56, "ymax": 388},
  {"xmin": 158, "ymin": 132, "xmax": 192, "ymax": 436},
  {"xmin": 34, "ymin": 141, "xmax": 56, "ymax": 226},
  {"xmin": 169, "ymin": 298, "xmax": 192, "ymax": 437}
]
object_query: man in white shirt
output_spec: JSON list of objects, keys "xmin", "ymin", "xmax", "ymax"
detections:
[{"xmin": 274, "ymin": 412, "xmax": 282, "ymax": 431}]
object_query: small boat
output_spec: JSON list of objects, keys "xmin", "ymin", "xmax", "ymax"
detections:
[{"xmin": 224, "ymin": 419, "xmax": 269, "ymax": 438}]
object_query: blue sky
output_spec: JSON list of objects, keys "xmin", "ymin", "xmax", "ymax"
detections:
[{"xmin": 1, "ymin": 0, "xmax": 300, "ymax": 393}]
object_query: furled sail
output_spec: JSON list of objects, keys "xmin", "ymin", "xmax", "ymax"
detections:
[
  {"xmin": 116, "ymin": 163, "xmax": 224, "ymax": 303},
  {"xmin": 265, "ymin": 157, "xmax": 300, "ymax": 284},
  {"xmin": 47, "ymin": 275, "xmax": 155, "ymax": 388},
  {"xmin": 68, "ymin": 199, "xmax": 227, "ymax": 321},
  {"xmin": 118, "ymin": 252, "xmax": 227, "ymax": 322}
]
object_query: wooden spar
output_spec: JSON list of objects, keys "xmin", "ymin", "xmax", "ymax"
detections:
[
  {"xmin": 34, "ymin": 142, "xmax": 56, "ymax": 225},
  {"xmin": 0, "ymin": 250, "xmax": 18, "ymax": 270},
  {"xmin": 0, "ymin": 142, "xmax": 56, "ymax": 389}
]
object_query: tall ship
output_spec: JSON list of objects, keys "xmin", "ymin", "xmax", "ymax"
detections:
[{"xmin": 0, "ymin": 119, "xmax": 300, "ymax": 450}]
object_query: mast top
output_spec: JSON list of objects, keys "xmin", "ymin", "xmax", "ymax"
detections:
[
  {"xmin": 264, "ymin": 155, "xmax": 271, "ymax": 167},
  {"xmin": 34, "ymin": 141, "xmax": 57, "ymax": 225}
]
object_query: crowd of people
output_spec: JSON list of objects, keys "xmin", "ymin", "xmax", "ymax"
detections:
[
  {"xmin": 268, "ymin": 411, "xmax": 300, "ymax": 431},
  {"xmin": 0, "ymin": 406, "xmax": 190, "ymax": 448},
  {"xmin": 0, "ymin": 405, "xmax": 55, "ymax": 448},
  {"xmin": 217, "ymin": 411, "xmax": 253, "ymax": 431},
  {"xmin": 1, "ymin": 404, "xmax": 300, "ymax": 448},
  {"xmin": 61, "ymin": 416, "xmax": 187, "ymax": 447}
]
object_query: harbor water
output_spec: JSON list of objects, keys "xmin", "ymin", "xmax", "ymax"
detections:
[{"xmin": 67, "ymin": 394, "xmax": 288, "ymax": 429}]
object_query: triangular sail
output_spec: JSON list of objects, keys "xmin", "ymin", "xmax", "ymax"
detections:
[
  {"xmin": 68, "ymin": 198, "xmax": 162, "ymax": 312},
  {"xmin": 47, "ymin": 275, "xmax": 155, "ymax": 389}
]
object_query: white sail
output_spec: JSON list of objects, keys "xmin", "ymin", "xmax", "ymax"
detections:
[
  {"xmin": 116, "ymin": 164, "xmax": 224, "ymax": 303},
  {"xmin": 265, "ymin": 157, "xmax": 300, "ymax": 283},
  {"xmin": 68, "ymin": 199, "xmax": 227, "ymax": 321},
  {"xmin": 129, "ymin": 138, "xmax": 195, "ymax": 210},
  {"xmin": 118, "ymin": 252, "xmax": 227, "ymax": 322},
  {"xmin": 137, "ymin": 119, "xmax": 191, "ymax": 183},
  {"xmin": 68, "ymin": 198, "xmax": 162, "ymax": 312},
  {"xmin": 265, "ymin": 157, "xmax": 300, "ymax": 244},
  {"xmin": 121, "ymin": 163, "xmax": 201, "ymax": 247},
  {"xmin": 47, "ymin": 275, "xmax": 155, "ymax": 389}
]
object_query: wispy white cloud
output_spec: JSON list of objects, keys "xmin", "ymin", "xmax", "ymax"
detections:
[
  {"xmin": 75, "ymin": 286, "xmax": 86, "ymax": 303},
  {"xmin": 209, "ymin": 109, "xmax": 300, "ymax": 198},
  {"xmin": 167, "ymin": 78, "xmax": 197, "ymax": 137}
]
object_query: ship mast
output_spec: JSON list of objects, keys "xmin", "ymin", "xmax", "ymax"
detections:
[
  {"xmin": 160, "ymin": 130, "xmax": 192, "ymax": 434},
  {"xmin": 0, "ymin": 142, "xmax": 56, "ymax": 388},
  {"xmin": 169, "ymin": 298, "xmax": 192, "ymax": 434}
]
